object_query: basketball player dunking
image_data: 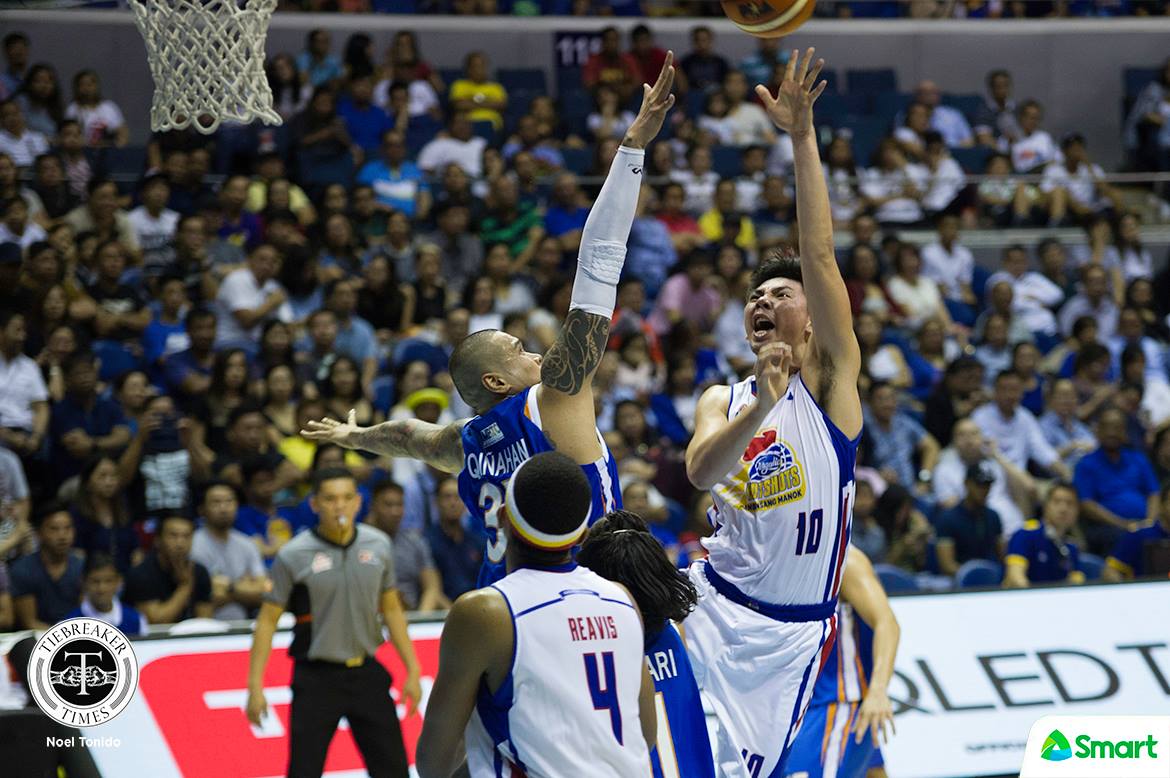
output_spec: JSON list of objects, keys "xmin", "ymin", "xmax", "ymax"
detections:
[
  {"xmin": 683, "ymin": 49, "xmax": 863, "ymax": 778},
  {"xmin": 302, "ymin": 57, "xmax": 675, "ymax": 587}
]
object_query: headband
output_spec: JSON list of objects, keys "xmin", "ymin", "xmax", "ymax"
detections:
[{"xmin": 504, "ymin": 457, "xmax": 590, "ymax": 552}]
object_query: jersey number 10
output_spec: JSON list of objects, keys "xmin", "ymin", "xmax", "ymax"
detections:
[{"xmin": 794, "ymin": 509, "xmax": 823, "ymax": 556}]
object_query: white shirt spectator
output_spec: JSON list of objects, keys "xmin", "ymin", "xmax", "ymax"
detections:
[
  {"xmin": 922, "ymin": 154, "xmax": 965, "ymax": 213},
  {"xmin": 127, "ymin": 206, "xmax": 179, "ymax": 274},
  {"xmin": 588, "ymin": 110, "xmax": 635, "ymax": 141},
  {"xmin": 929, "ymin": 105, "xmax": 974, "ymax": 148},
  {"xmin": 698, "ymin": 115, "xmax": 736, "ymax": 146},
  {"xmin": 1058, "ymin": 293, "xmax": 1118, "ymax": 341},
  {"xmin": 1010, "ymin": 130, "xmax": 1060, "ymax": 172},
  {"xmin": 1041, "ymin": 160, "xmax": 1107, "ymax": 210},
  {"xmin": 669, "ymin": 169, "xmax": 720, "ymax": 215},
  {"xmin": 1108, "ymin": 335, "xmax": 1166, "ymax": 385},
  {"xmin": 1112, "ymin": 245, "xmax": 1154, "ymax": 282},
  {"xmin": 0, "ymin": 127, "xmax": 48, "ymax": 168},
  {"xmin": 214, "ymin": 267, "xmax": 291, "ymax": 347},
  {"xmin": 0, "ymin": 351, "xmax": 48, "ymax": 431},
  {"xmin": 735, "ymin": 173, "xmax": 764, "ymax": 213},
  {"xmin": 824, "ymin": 165, "xmax": 864, "ymax": 222},
  {"xmin": 190, "ymin": 526, "xmax": 266, "ymax": 621},
  {"xmin": 726, "ymin": 102, "xmax": 774, "ymax": 146},
  {"xmin": 932, "ymin": 449, "xmax": 1025, "ymax": 536},
  {"xmin": 0, "ymin": 220, "xmax": 47, "ymax": 250},
  {"xmin": 971, "ymin": 402, "xmax": 1060, "ymax": 474},
  {"xmin": 985, "ymin": 270, "xmax": 1062, "ymax": 336},
  {"xmin": 373, "ymin": 78, "xmax": 439, "ymax": 118},
  {"xmin": 861, "ymin": 164, "xmax": 928, "ymax": 224},
  {"xmin": 417, "ymin": 135, "xmax": 487, "ymax": 178},
  {"xmin": 767, "ymin": 133, "xmax": 794, "ymax": 177},
  {"xmin": 1142, "ymin": 380, "xmax": 1170, "ymax": 428},
  {"xmin": 65, "ymin": 100, "xmax": 127, "ymax": 146},
  {"xmin": 920, "ymin": 239, "xmax": 974, "ymax": 300},
  {"xmin": 886, "ymin": 274, "xmax": 944, "ymax": 329},
  {"xmin": 714, "ymin": 301, "xmax": 755, "ymax": 366}
]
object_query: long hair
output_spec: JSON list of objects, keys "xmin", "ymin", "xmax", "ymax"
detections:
[
  {"xmin": 577, "ymin": 511, "xmax": 698, "ymax": 642},
  {"xmin": 22, "ymin": 64, "xmax": 63, "ymax": 123}
]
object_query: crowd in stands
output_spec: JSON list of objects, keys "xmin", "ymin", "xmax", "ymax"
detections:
[{"xmin": 0, "ymin": 21, "xmax": 1167, "ymax": 635}]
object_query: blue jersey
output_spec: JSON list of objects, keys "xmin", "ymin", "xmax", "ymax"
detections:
[
  {"xmin": 786, "ymin": 604, "xmax": 880, "ymax": 778},
  {"xmin": 457, "ymin": 386, "xmax": 621, "ymax": 587},
  {"xmin": 1006, "ymin": 520, "xmax": 1082, "ymax": 584},
  {"xmin": 646, "ymin": 623, "xmax": 715, "ymax": 778}
]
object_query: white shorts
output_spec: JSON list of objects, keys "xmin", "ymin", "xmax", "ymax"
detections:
[{"xmin": 685, "ymin": 562, "xmax": 837, "ymax": 778}]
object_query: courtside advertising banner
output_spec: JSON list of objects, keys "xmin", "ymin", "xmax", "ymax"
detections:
[{"xmin": 1, "ymin": 582, "xmax": 1167, "ymax": 777}]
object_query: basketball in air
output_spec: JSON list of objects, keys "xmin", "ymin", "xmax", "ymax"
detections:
[{"xmin": 721, "ymin": 0, "xmax": 817, "ymax": 38}]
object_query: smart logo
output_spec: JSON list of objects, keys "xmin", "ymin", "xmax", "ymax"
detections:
[{"xmin": 1042, "ymin": 730, "xmax": 1073, "ymax": 762}]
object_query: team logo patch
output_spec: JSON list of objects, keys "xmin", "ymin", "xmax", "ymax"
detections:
[
  {"xmin": 716, "ymin": 428, "xmax": 806, "ymax": 512},
  {"xmin": 310, "ymin": 552, "xmax": 333, "ymax": 573},
  {"xmin": 479, "ymin": 422, "xmax": 505, "ymax": 448},
  {"xmin": 358, "ymin": 549, "xmax": 376, "ymax": 564},
  {"xmin": 28, "ymin": 617, "xmax": 139, "ymax": 726}
]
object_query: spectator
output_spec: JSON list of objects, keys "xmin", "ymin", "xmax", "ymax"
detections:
[
  {"xmin": 864, "ymin": 381, "xmax": 940, "ymax": 490},
  {"xmin": 679, "ymin": 26, "xmax": 727, "ymax": 94},
  {"xmin": 266, "ymin": 53, "xmax": 310, "ymax": 121},
  {"xmin": 1075, "ymin": 406, "xmax": 1160, "ymax": 553},
  {"xmin": 0, "ymin": 195, "xmax": 46, "ymax": 249},
  {"xmin": 448, "ymin": 51, "xmax": 506, "ymax": 130},
  {"xmin": 418, "ymin": 112, "xmax": 489, "ymax": 178},
  {"xmin": 355, "ymin": 131, "xmax": 430, "ymax": 222},
  {"xmin": 89, "ymin": 240, "xmax": 151, "ymax": 343},
  {"xmin": 849, "ymin": 479, "xmax": 885, "ymax": 562},
  {"xmin": 214, "ymin": 403, "xmax": 301, "ymax": 491},
  {"xmin": 70, "ymin": 455, "xmax": 138, "ymax": 573},
  {"xmin": 1041, "ymin": 134, "xmax": 1121, "ymax": 226},
  {"xmin": 587, "ymin": 84, "xmax": 636, "ymax": 143},
  {"xmin": 823, "ymin": 135, "xmax": 867, "ymax": 224},
  {"xmin": 1010, "ymin": 100, "xmax": 1059, "ymax": 173},
  {"xmin": 754, "ymin": 174, "xmax": 793, "ymax": 252},
  {"xmin": 10, "ymin": 503, "xmax": 82, "ymax": 629},
  {"xmin": 214, "ymin": 243, "xmax": 289, "ymax": 350},
  {"xmin": 366, "ymin": 479, "xmax": 448, "ymax": 612},
  {"xmin": 921, "ymin": 131, "xmax": 967, "ymax": 217},
  {"xmin": 1109, "ymin": 306, "xmax": 1165, "ymax": 384},
  {"xmin": 128, "ymin": 174, "xmax": 180, "ymax": 281},
  {"xmin": 698, "ymin": 179, "xmax": 756, "ymax": 254},
  {"xmin": 337, "ymin": 74, "xmax": 394, "ymax": 156},
  {"xmin": 972, "ymin": 369, "xmax": 1070, "ymax": 479},
  {"xmin": 123, "ymin": 514, "xmax": 214, "ymax": 624},
  {"xmin": 920, "ymin": 213, "xmax": 977, "ymax": 322},
  {"xmin": 1103, "ymin": 484, "xmax": 1170, "ymax": 582},
  {"xmin": 64, "ymin": 551, "xmax": 148, "ymax": 635},
  {"xmin": 1111, "ymin": 212, "xmax": 1154, "ymax": 283},
  {"xmin": 583, "ymin": 26, "xmax": 639, "ymax": 101},
  {"xmin": 978, "ymin": 153, "xmax": 1033, "ymax": 227},
  {"xmin": 894, "ymin": 102, "xmax": 931, "ymax": 162},
  {"xmin": 1123, "ymin": 57, "xmax": 1170, "ymax": 172},
  {"xmin": 0, "ymin": 98, "xmax": 49, "ymax": 168},
  {"xmin": 64, "ymin": 69, "xmax": 128, "ymax": 147},
  {"xmin": 425, "ymin": 476, "xmax": 483, "ymax": 602},
  {"xmin": 862, "ymin": 139, "xmax": 926, "ymax": 225},
  {"xmin": 856, "ymin": 313, "xmax": 911, "ymax": 390},
  {"xmin": 649, "ymin": 250, "xmax": 722, "ymax": 336},
  {"xmin": 479, "ymin": 175, "xmax": 544, "ymax": 266},
  {"xmin": 295, "ymin": 29, "xmax": 342, "ymax": 89},
  {"xmin": 885, "ymin": 243, "xmax": 954, "ymax": 332},
  {"xmin": 935, "ymin": 462, "xmax": 1003, "ymax": 576},
  {"xmin": 1058, "ymin": 263, "xmax": 1119, "ymax": 342},
  {"xmin": 628, "ymin": 24, "xmax": 669, "ymax": 86},
  {"xmin": 1003, "ymin": 482, "xmax": 1085, "ymax": 587},
  {"xmin": 722, "ymin": 70, "xmax": 775, "ymax": 147},
  {"xmin": 697, "ymin": 89, "xmax": 736, "ymax": 146},
  {"xmin": 163, "ymin": 307, "xmax": 216, "ymax": 406},
  {"xmin": 0, "ymin": 32, "xmax": 29, "ymax": 98},
  {"xmin": 191, "ymin": 481, "xmax": 267, "ymax": 621},
  {"xmin": 544, "ymin": 172, "xmax": 590, "ymax": 253},
  {"xmin": 0, "ymin": 444, "xmax": 32, "ymax": 561},
  {"xmin": 656, "ymin": 180, "xmax": 705, "ymax": 254},
  {"xmin": 738, "ymin": 37, "xmax": 786, "ymax": 89},
  {"xmin": 625, "ymin": 185, "xmax": 676, "ymax": 299},
  {"xmin": 923, "ymin": 355, "xmax": 985, "ymax": 447},
  {"xmin": 289, "ymin": 87, "xmax": 353, "ymax": 160},
  {"xmin": 501, "ymin": 114, "xmax": 564, "ymax": 173},
  {"xmin": 973, "ymin": 69, "xmax": 1021, "ymax": 148},
  {"xmin": 912, "ymin": 80, "xmax": 974, "ymax": 148},
  {"xmin": 671, "ymin": 144, "xmax": 719, "ymax": 215},
  {"xmin": 934, "ymin": 417, "xmax": 1032, "ymax": 536},
  {"xmin": 30, "ymin": 153, "xmax": 77, "ymax": 221},
  {"xmin": 1039, "ymin": 377, "xmax": 1097, "ymax": 470},
  {"xmin": 50, "ymin": 351, "xmax": 131, "ymax": 480},
  {"xmin": 873, "ymin": 484, "xmax": 933, "ymax": 572},
  {"xmin": 63, "ymin": 179, "xmax": 140, "ymax": 255},
  {"xmin": 987, "ymin": 243, "xmax": 1063, "ymax": 343}
]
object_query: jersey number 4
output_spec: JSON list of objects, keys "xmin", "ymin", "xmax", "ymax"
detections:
[
  {"xmin": 794, "ymin": 509, "xmax": 823, "ymax": 556},
  {"xmin": 584, "ymin": 651, "xmax": 623, "ymax": 745},
  {"xmin": 478, "ymin": 482, "xmax": 508, "ymax": 564}
]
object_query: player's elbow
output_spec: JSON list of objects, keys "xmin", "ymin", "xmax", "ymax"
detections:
[{"xmin": 685, "ymin": 448, "xmax": 719, "ymax": 492}]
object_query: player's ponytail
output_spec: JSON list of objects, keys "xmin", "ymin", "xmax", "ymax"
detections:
[{"xmin": 578, "ymin": 510, "xmax": 698, "ymax": 640}]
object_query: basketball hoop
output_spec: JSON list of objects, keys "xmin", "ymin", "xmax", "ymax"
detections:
[{"xmin": 129, "ymin": 0, "xmax": 282, "ymax": 135}]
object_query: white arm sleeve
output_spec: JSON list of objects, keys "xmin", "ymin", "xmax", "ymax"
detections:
[{"xmin": 570, "ymin": 144, "xmax": 645, "ymax": 318}]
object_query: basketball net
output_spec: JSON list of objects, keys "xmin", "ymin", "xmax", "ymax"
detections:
[{"xmin": 129, "ymin": 0, "xmax": 283, "ymax": 135}]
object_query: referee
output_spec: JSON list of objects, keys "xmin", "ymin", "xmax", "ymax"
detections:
[{"xmin": 246, "ymin": 466, "xmax": 421, "ymax": 778}]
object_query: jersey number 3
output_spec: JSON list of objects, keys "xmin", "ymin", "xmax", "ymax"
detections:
[
  {"xmin": 584, "ymin": 651, "xmax": 623, "ymax": 745},
  {"xmin": 478, "ymin": 482, "xmax": 508, "ymax": 564}
]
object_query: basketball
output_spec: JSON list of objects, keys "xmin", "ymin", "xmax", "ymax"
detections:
[{"xmin": 721, "ymin": 0, "xmax": 817, "ymax": 38}]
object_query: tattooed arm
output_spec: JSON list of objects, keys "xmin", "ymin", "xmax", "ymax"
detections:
[
  {"xmin": 535, "ymin": 309, "xmax": 611, "ymax": 465},
  {"xmin": 302, "ymin": 410, "xmax": 467, "ymax": 474}
]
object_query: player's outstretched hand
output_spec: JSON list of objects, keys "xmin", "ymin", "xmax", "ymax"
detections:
[
  {"xmin": 755, "ymin": 47, "xmax": 827, "ymax": 140},
  {"xmin": 854, "ymin": 687, "xmax": 895, "ymax": 746},
  {"xmin": 622, "ymin": 51, "xmax": 676, "ymax": 149},
  {"xmin": 301, "ymin": 408, "xmax": 363, "ymax": 449},
  {"xmin": 754, "ymin": 342, "xmax": 793, "ymax": 408}
]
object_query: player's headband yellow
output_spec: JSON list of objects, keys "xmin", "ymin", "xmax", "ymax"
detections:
[{"xmin": 504, "ymin": 458, "xmax": 590, "ymax": 552}]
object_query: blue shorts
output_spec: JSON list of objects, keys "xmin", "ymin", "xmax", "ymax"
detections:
[{"xmin": 782, "ymin": 701, "xmax": 880, "ymax": 778}]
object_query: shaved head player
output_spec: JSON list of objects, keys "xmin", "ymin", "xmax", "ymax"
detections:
[
  {"xmin": 683, "ymin": 49, "xmax": 864, "ymax": 778},
  {"xmin": 303, "ymin": 55, "xmax": 676, "ymax": 587}
]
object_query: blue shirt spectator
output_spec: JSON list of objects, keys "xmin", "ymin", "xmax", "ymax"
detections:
[
  {"xmin": 337, "ymin": 79, "xmax": 394, "ymax": 153},
  {"xmin": 10, "ymin": 506, "xmax": 84, "ymax": 629},
  {"xmin": 1074, "ymin": 408, "xmax": 1159, "ymax": 524},
  {"xmin": 1105, "ymin": 514, "xmax": 1170, "ymax": 580},
  {"xmin": 50, "ymin": 355, "xmax": 131, "ymax": 480},
  {"xmin": 544, "ymin": 203, "xmax": 589, "ymax": 240},
  {"xmin": 427, "ymin": 478, "xmax": 483, "ymax": 600},
  {"xmin": 863, "ymin": 382, "xmax": 939, "ymax": 490},
  {"xmin": 1004, "ymin": 484, "xmax": 1083, "ymax": 587},
  {"xmin": 1038, "ymin": 379, "xmax": 1097, "ymax": 471},
  {"xmin": 936, "ymin": 462, "xmax": 1003, "ymax": 575},
  {"xmin": 357, "ymin": 135, "xmax": 430, "ymax": 218},
  {"xmin": 626, "ymin": 211, "xmax": 676, "ymax": 299},
  {"xmin": 296, "ymin": 29, "xmax": 343, "ymax": 88},
  {"xmin": 142, "ymin": 304, "xmax": 189, "ymax": 368}
]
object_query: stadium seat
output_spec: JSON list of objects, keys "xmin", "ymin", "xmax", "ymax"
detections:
[
  {"xmin": 942, "ymin": 93, "xmax": 985, "ymax": 122},
  {"xmin": 556, "ymin": 68, "xmax": 583, "ymax": 97},
  {"xmin": 374, "ymin": 0, "xmax": 415, "ymax": 10},
  {"xmin": 846, "ymin": 68, "xmax": 898, "ymax": 95},
  {"xmin": 955, "ymin": 559, "xmax": 1004, "ymax": 588},
  {"xmin": 439, "ymin": 68, "xmax": 464, "ymax": 88},
  {"xmin": 874, "ymin": 564, "xmax": 919, "ymax": 594},
  {"xmin": 405, "ymin": 115, "xmax": 442, "ymax": 155},
  {"xmin": 952, "ymin": 146, "xmax": 993, "ymax": 173},
  {"xmin": 561, "ymin": 89, "xmax": 593, "ymax": 131},
  {"xmin": 711, "ymin": 146, "xmax": 742, "ymax": 178},
  {"xmin": 685, "ymin": 89, "xmax": 708, "ymax": 119},
  {"xmin": 815, "ymin": 92, "xmax": 868, "ymax": 126},
  {"xmin": 871, "ymin": 91, "xmax": 913, "ymax": 126},
  {"xmin": 1078, "ymin": 552, "xmax": 1105, "ymax": 581},
  {"xmin": 100, "ymin": 144, "xmax": 148, "ymax": 179},
  {"xmin": 819, "ymin": 68, "xmax": 839, "ymax": 94},
  {"xmin": 296, "ymin": 150, "xmax": 354, "ymax": 190},
  {"xmin": 1123, "ymin": 67, "xmax": 1159, "ymax": 98},
  {"xmin": 843, "ymin": 116, "xmax": 888, "ymax": 166},
  {"xmin": 499, "ymin": 68, "xmax": 548, "ymax": 94},
  {"xmin": 561, "ymin": 147, "xmax": 592, "ymax": 175}
]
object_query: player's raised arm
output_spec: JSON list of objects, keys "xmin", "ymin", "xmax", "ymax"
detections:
[
  {"xmin": 756, "ymin": 49, "xmax": 862, "ymax": 432},
  {"xmin": 537, "ymin": 53, "xmax": 674, "ymax": 464},
  {"xmin": 301, "ymin": 409, "xmax": 467, "ymax": 473},
  {"xmin": 416, "ymin": 588, "xmax": 513, "ymax": 778},
  {"xmin": 839, "ymin": 549, "xmax": 900, "ymax": 747}
]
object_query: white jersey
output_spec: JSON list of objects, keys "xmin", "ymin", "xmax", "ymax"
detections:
[
  {"xmin": 465, "ymin": 564, "xmax": 651, "ymax": 778},
  {"xmin": 705, "ymin": 373, "xmax": 858, "ymax": 606}
]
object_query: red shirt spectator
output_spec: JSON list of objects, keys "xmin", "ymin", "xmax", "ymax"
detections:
[{"xmin": 583, "ymin": 26, "xmax": 639, "ymax": 102}]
